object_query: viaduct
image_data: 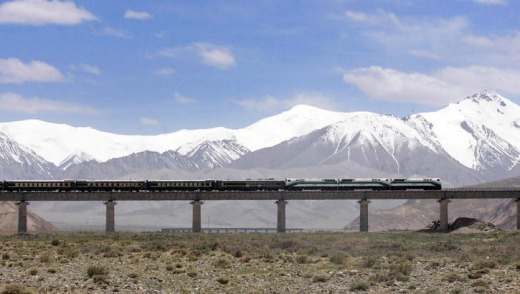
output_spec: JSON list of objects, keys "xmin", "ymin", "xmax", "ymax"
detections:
[{"xmin": 3, "ymin": 189, "xmax": 520, "ymax": 233}]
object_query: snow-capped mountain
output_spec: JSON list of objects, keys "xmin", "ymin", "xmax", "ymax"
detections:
[
  {"xmin": 0, "ymin": 132, "xmax": 56, "ymax": 179},
  {"xmin": 0, "ymin": 105, "xmax": 351, "ymax": 167},
  {"xmin": 0, "ymin": 90, "xmax": 518, "ymax": 182},
  {"xmin": 406, "ymin": 91, "xmax": 520, "ymax": 171}
]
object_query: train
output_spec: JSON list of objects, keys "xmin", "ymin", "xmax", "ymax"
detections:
[{"xmin": 0, "ymin": 178, "xmax": 441, "ymax": 192}]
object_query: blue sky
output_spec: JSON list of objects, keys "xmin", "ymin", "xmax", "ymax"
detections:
[{"xmin": 0, "ymin": 0, "xmax": 519, "ymax": 134}]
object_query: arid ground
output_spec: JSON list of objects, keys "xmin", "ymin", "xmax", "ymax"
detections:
[{"xmin": 0, "ymin": 230, "xmax": 519, "ymax": 293}]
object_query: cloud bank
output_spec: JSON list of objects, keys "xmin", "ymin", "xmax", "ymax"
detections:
[{"xmin": 0, "ymin": 0, "xmax": 97, "ymax": 25}]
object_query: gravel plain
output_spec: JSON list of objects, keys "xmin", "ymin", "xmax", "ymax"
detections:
[{"xmin": 0, "ymin": 229, "xmax": 519, "ymax": 293}]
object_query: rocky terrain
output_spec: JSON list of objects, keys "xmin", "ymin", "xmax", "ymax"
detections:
[{"xmin": 0, "ymin": 230, "xmax": 519, "ymax": 293}]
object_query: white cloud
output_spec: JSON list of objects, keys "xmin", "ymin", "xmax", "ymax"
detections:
[
  {"xmin": 343, "ymin": 65, "xmax": 520, "ymax": 106},
  {"xmin": 174, "ymin": 92, "xmax": 197, "ymax": 104},
  {"xmin": 471, "ymin": 0, "xmax": 506, "ymax": 4},
  {"xmin": 152, "ymin": 68, "xmax": 176, "ymax": 75},
  {"xmin": 0, "ymin": 92, "xmax": 99, "ymax": 114},
  {"xmin": 232, "ymin": 92, "xmax": 336, "ymax": 112},
  {"xmin": 124, "ymin": 9, "xmax": 152, "ymax": 20},
  {"xmin": 462, "ymin": 32, "xmax": 520, "ymax": 63},
  {"xmin": 70, "ymin": 64, "xmax": 100, "ymax": 75},
  {"xmin": 102, "ymin": 26, "xmax": 132, "ymax": 39},
  {"xmin": 345, "ymin": 10, "xmax": 400, "ymax": 27},
  {"xmin": 344, "ymin": 10, "xmax": 470, "ymax": 62},
  {"xmin": 0, "ymin": 58, "xmax": 64, "ymax": 83},
  {"xmin": 157, "ymin": 43, "xmax": 237, "ymax": 69},
  {"xmin": 0, "ymin": 0, "xmax": 97, "ymax": 25},
  {"xmin": 233, "ymin": 96, "xmax": 280, "ymax": 112},
  {"xmin": 194, "ymin": 43, "xmax": 236, "ymax": 69},
  {"xmin": 140, "ymin": 117, "xmax": 160, "ymax": 126}
]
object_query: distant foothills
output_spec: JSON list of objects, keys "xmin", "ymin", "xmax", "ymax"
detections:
[{"xmin": 1, "ymin": 90, "xmax": 520, "ymax": 231}]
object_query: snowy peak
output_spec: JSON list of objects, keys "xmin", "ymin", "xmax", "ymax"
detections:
[
  {"xmin": 406, "ymin": 90, "xmax": 520, "ymax": 170},
  {"xmin": 185, "ymin": 140, "xmax": 250, "ymax": 169},
  {"xmin": 59, "ymin": 152, "xmax": 96, "ymax": 170},
  {"xmin": 235, "ymin": 104, "xmax": 352, "ymax": 151},
  {"xmin": 0, "ymin": 132, "xmax": 55, "ymax": 179}
]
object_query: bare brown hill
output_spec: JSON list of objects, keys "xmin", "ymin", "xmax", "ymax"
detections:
[{"xmin": 0, "ymin": 201, "xmax": 56, "ymax": 232}]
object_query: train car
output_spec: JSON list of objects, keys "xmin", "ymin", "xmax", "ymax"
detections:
[
  {"xmin": 4, "ymin": 180, "xmax": 74, "ymax": 192},
  {"xmin": 217, "ymin": 180, "xmax": 285, "ymax": 191},
  {"xmin": 0, "ymin": 180, "xmax": 4, "ymax": 191},
  {"xmin": 147, "ymin": 180, "xmax": 217, "ymax": 191},
  {"xmin": 75, "ymin": 180, "xmax": 147, "ymax": 192},
  {"xmin": 285, "ymin": 178, "xmax": 338, "ymax": 191},
  {"xmin": 337, "ymin": 178, "xmax": 392, "ymax": 190},
  {"xmin": 390, "ymin": 178, "xmax": 442, "ymax": 190}
]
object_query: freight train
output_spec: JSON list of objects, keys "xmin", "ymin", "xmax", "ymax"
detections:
[{"xmin": 0, "ymin": 178, "xmax": 442, "ymax": 192}]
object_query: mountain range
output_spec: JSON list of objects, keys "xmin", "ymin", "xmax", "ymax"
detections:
[{"xmin": 1, "ymin": 90, "xmax": 519, "ymax": 230}]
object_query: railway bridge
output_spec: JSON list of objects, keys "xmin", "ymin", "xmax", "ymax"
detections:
[{"xmin": 3, "ymin": 189, "xmax": 520, "ymax": 233}]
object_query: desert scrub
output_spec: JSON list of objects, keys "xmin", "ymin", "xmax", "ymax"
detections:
[
  {"xmin": 328, "ymin": 252, "xmax": 347, "ymax": 265},
  {"xmin": 87, "ymin": 265, "xmax": 108, "ymax": 278},
  {"xmin": 471, "ymin": 259, "xmax": 498, "ymax": 271},
  {"xmin": 311, "ymin": 274, "xmax": 329, "ymax": 283},
  {"xmin": 0, "ymin": 284, "xmax": 33, "ymax": 294},
  {"xmin": 216, "ymin": 276, "xmax": 229, "ymax": 285},
  {"xmin": 350, "ymin": 280, "xmax": 369, "ymax": 291}
]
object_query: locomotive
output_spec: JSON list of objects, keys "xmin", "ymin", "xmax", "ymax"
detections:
[{"xmin": 0, "ymin": 178, "xmax": 441, "ymax": 192}]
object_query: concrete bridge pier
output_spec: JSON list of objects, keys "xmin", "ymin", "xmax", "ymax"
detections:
[
  {"xmin": 516, "ymin": 199, "xmax": 520, "ymax": 230},
  {"xmin": 191, "ymin": 200, "xmax": 203, "ymax": 233},
  {"xmin": 438, "ymin": 198, "xmax": 450, "ymax": 232},
  {"xmin": 16, "ymin": 201, "xmax": 29, "ymax": 233},
  {"xmin": 104, "ymin": 201, "xmax": 116, "ymax": 233},
  {"xmin": 276, "ymin": 200, "xmax": 287, "ymax": 233},
  {"xmin": 359, "ymin": 199, "xmax": 370, "ymax": 232}
]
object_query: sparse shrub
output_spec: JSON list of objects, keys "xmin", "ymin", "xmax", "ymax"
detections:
[
  {"xmin": 187, "ymin": 271, "xmax": 197, "ymax": 279},
  {"xmin": 350, "ymin": 280, "xmax": 369, "ymax": 291},
  {"xmin": 468, "ymin": 272, "xmax": 482, "ymax": 279},
  {"xmin": 443, "ymin": 273, "xmax": 466, "ymax": 283},
  {"xmin": 362, "ymin": 256, "xmax": 378, "ymax": 268},
  {"xmin": 450, "ymin": 286, "xmax": 464, "ymax": 294},
  {"xmin": 216, "ymin": 276, "xmax": 229, "ymax": 285},
  {"xmin": 28, "ymin": 268, "xmax": 38, "ymax": 276},
  {"xmin": 473, "ymin": 286, "xmax": 488, "ymax": 293},
  {"xmin": 87, "ymin": 265, "xmax": 108, "ymax": 278},
  {"xmin": 311, "ymin": 274, "xmax": 329, "ymax": 283},
  {"xmin": 296, "ymin": 255, "xmax": 308, "ymax": 264},
  {"xmin": 193, "ymin": 240, "xmax": 219, "ymax": 254},
  {"xmin": 39, "ymin": 254, "xmax": 53, "ymax": 263},
  {"xmin": 2, "ymin": 253, "xmax": 10, "ymax": 260},
  {"xmin": 51, "ymin": 239, "xmax": 60, "ymax": 246},
  {"xmin": 389, "ymin": 261, "xmax": 413, "ymax": 276},
  {"xmin": 57, "ymin": 247, "xmax": 79, "ymax": 259},
  {"xmin": 471, "ymin": 279, "xmax": 490, "ymax": 289},
  {"xmin": 0, "ymin": 284, "xmax": 33, "ymax": 294},
  {"xmin": 213, "ymin": 257, "xmax": 231, "ymax": 268},
  {"xmin": 47, "ymin": 268, "xmax": 57, "ymax": 274},
  {"xmin": 472, "ymin": 259, "xmax": 498, "ymax": 271},
  {"xmin": 165, "ymin": 265, "xmax": 174, "ymax": 271},
  {"xmin": 424, "ymin": 289, "xmax": 440, "ymax": 294},
  {"xmin": 328, "ymin": 252, "xmax": 346, "ymax": 265},
  {"xmin": 128, "ymin": 273, "xmax": 138, "ymax": 279},
  {"xmin": 93, "ymin": 274, "xmax": 108, "ymax": 285}
]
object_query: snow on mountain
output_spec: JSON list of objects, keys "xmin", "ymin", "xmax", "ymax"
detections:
[
  {"xmin": 0, "ymin": 105, "xmax": 350, "ymax": 166},
  {"xmin": 58, "ymin": 151, "xmax": 96, "ymax": 170},
  {"xmin": 184, "ymin": 140, "xmax": 250, "ymax": 169},
  {"xmin": 234, "ymin": 105, "xmax": 352, "ymax": 151},
  {"xmin": 406, "ymin": 90, "xmax": 520, "ymax": 170},
  {"xmin": 0, "ymin": 132, "xmax": 56, "ymax": 179}
]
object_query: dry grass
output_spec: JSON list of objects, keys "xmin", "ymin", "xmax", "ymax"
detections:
[{"xmin": 0, "ymin": 231, "xmax": 518, "ymax": 292}]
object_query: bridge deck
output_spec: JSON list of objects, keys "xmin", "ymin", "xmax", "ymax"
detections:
[{"xmin": 1, "ymin": 189, "xmax": 520, "ymax": 201}]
